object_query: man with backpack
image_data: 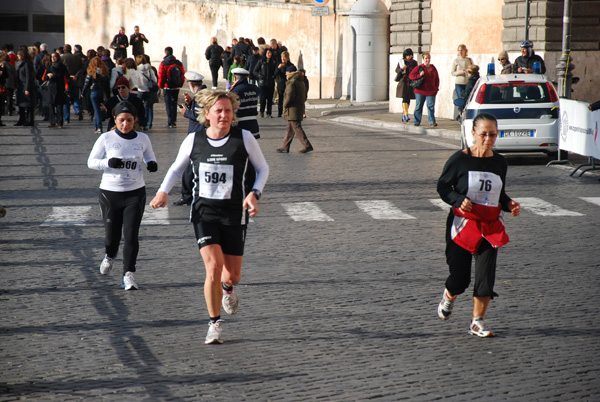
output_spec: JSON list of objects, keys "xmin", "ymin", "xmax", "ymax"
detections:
[{"xmin": 158, "ymin": 46, "xmax": 185, "ymax": 128}]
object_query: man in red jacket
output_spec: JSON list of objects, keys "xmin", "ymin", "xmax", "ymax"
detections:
[
  {"xmin": 408, "ymin": 52, "xmax": 440, "ymax": 127},
  {"xmin": 158, "ymin": 47, "xmax": 185, "ymax": 128}
]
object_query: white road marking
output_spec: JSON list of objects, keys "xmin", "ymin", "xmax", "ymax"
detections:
[
  {"xmin": 580, "ymin": 197, "xmax": 600, "ymax": 207},
  {"xmin": 429, "ymin": 199, "xmax": 450, "ymax": 211},
  {"xmin": 41, "ymin": 206, "xmax": 92, "ymax": 226},
  {"xmin": 515, "ymin": 197, "xmax": 584, "ymax": 216},
  {"xmin": 142, "ymin": 205, "xmax": 170, "ymax": 225},
  {"xmin": 355, "ymin": 200, "xmax": 416, "ymax": 220},
  {"xmin": 282, "ymin": 202, "xmax": 334, "ymax": 221}
]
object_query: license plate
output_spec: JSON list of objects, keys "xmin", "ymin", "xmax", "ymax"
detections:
[{"xmin": 500, "ymin": 130, "xmax": 534, "ymax": 138}]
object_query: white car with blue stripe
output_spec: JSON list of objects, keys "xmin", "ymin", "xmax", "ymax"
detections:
[{"xmin": 460, "ymin": 73, "xmax": 563, "ymax": 158}]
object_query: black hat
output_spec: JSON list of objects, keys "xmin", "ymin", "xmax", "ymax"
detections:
[
  {"xmin": 286, "ymin": 65, "xmax": 297, "ymax": 73},
  {"xmin": 113, "ymin": 101, "xmax": 137, "ymax": 118}
]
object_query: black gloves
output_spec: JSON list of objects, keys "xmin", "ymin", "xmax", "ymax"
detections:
[
  {"xmin": 147, "ymin": 161, "xmax": 158, "ymax": 172},
  {"xmin": 108, "ymin": 157, "xmax": 124, "ymax": 168}
]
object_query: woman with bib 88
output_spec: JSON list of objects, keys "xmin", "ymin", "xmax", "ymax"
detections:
[
  {"xmin": 150, "ymin": 90, "xmax": 269, "ymax": 345},
  {"xmin": 436, "ymin": 112, "xmax": 520, "ymax": 338},
  {"xmin": 88, "ymin": 101, "xmax": 158, "ymax": 291}
]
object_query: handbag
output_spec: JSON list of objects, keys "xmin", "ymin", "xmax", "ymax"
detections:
[
  {"xmin": 142, "ymin": 72, "xmax": 159, "ymax": 93},
  {"xmin": 41, "ymin": 80, "xmax": 51, "ymax": 89},
  {"xmin": 394, "ymin": 65, "xmax": 403, "ymax": 82},
  {"xmin": 409, "ymin": 67, "xmax": 424, "ymax": 89}
]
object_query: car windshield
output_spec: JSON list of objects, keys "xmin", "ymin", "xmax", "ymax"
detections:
[{"xmin": 482, "ymin": 82, "xmax": 552, "ymax": 104}]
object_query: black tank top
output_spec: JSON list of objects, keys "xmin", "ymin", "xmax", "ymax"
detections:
[{"xmin": 190, "ymin": 126, "xmax": 250, "ymax": 225}]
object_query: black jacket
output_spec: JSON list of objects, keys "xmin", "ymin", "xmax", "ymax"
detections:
[
  {"xmin": 253, "ymin": 58, "xmax": 277, "ymax": 88},
  {"xmin": 461, "ymin": 72, "xmax": 480, "ymax": 102},
  {"xmin": 82, "ymin": 73, "xmax": 110, "ymax": 97},
  {"xmin": 275, "ymin": 60, "xmax": 294, "ymax": 88},
  {"xmin": 130, "ymin": 33, "xmax": 148, "ymax": 56},
  {"xmin": 513, "ymin": 51, "xmax": 546, "ymax": 74},
  {"xmin": 110, "ymin": 33, "xmax": 129, "ymax": 60},
  {"xmin": 16, "ymin": 61, "xmax": 35, "ymax": 107},
  {"xmin": 221, "ymin": 50, "xmax": 233, "ymax": 79},
  {"xmin": 43, "ymin": 62, "xmax": 70, "ymax": 105},
  {"xmin": 205, "ymin": 44, "xmax": 224, "ymax": 66}
]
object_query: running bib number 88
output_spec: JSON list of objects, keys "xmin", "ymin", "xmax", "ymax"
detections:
[{"xmin": 199, "ymin": 163, "xmax": 234, "ymax": 200}]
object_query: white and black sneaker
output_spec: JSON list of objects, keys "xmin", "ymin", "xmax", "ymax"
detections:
[
  {"xmin": 121, "ymin": 272, "xmax": 138, "ymax": 290},
  {"xmin": 222, "ymin": 287, "xmax": 239, "ymax": 315},
  {"xmin": 205, "ymin": 320, "xmax": 224, "ymax": 344},
  {"xmin": 469, "ymin": 316, "xmax": 494, "ymax": 338},
  {"xmin": 437, "ymin": 289, "xmax": 456, "ymax": 320},
  {"xmin": 99, "ymin": 255, "xmax": 114, "ymax": 275}
]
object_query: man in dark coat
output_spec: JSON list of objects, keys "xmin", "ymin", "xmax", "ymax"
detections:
[
  {"xmin": 277, "ymin": 66, "xmax": 313, "ymax": 153},
  {"xmin": 513, "ymin": 40, "xmax": 546, "ymax": 74},
  {"xmin": 130, "ymin": 26, "xmax": 149, "ymax": 57},
  {"xmin": 61, "ymin": 44, "xmax": 84, "ymax": 122}
]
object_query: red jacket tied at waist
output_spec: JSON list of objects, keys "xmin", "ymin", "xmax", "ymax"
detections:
[{"xmin": 451, "ymin": 203, "xmax": 509, "ymax": 253}]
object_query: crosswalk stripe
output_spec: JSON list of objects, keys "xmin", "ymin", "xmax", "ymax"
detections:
[
  {"xmin": 141, "ymin": 206, "xmax": 170, "ymax": 225},
  {"xmin": 355, "ymin": 200, "xmax": 416, "ymax": 220},
  {"xmin": 429, "ymin": 199, "xmax": 450, "ymax": 211},
  {"xmin": 41, "ymin": 206, "xmax": 93, "ymax": 226},
  {"xmin": 580, "ymin": 197, "xmax": 600, "ymax": 207},
  {"xmin": 282, "ymin": 202, "xmax": 334, "ymax": 221},
  {"xmin": 515, "ymin": 197, "xmax": 584, "ymax": 216}
]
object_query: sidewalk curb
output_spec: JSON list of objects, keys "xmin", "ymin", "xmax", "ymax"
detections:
[
  {"xmin": 328, "ymin": 115, "xmax": 462, "ymax": 141},
  {"xmin": 305, "ymin": 100, "xmax": 389, "ymax": 110}
]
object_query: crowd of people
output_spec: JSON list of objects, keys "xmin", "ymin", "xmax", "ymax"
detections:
[
  {"xmin": 395, "ymin": 40, "xmax": 547, "ymax": 124},
  {"xmin": 0, "ymin": 30, "xmax": 307, "ymax": 137}
]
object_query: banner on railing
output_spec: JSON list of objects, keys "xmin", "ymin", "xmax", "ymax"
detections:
[{"xmin": 559, "ymin": 99, "xmax": 600, "ymax": 159}]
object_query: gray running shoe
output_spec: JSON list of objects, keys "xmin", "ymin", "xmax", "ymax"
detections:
[
  {"xmin": 437, "ymin": 289, "xmax": 456, "ymax": 320},
  {"xmin": 222, "ymin": 288, "xmax": 239, "ymax": 315},
  {"xmin": 469, "ymin": 317, "xmax": 495, "ymax": 338},
  {"xmin": 205, "ymin": 320, "xmax": 224, "ymax": 344},
  {"xmin": 99, "ymin": 255, "xmax": 114, "ymax": 275},
  {"xmin": 122, "ymin": 271, "xmax": 138, "ymax": 290}
]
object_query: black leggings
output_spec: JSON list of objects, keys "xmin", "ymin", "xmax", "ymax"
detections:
[
  {"xmin": 444, "ymin": 239, "xmax": 498, "ymax": 299},
  {"xmin": 99, "ymin": 187, "xmax": 146, "ymax": 274},
  {"xmin": 260, "ymin": 86, "xmax": 274, "ymax": 115}
]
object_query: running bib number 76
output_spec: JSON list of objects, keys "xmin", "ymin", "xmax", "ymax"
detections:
[
  {"xmin": 199, "ymin": 163, "xmax": 234, "ymax": 200},
  {"xmin": 467, "ymin": 171, "xmax": 502, "ymax": 206}
]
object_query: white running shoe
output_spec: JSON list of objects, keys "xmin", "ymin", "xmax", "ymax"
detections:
[
  {"xmin": 222, "ymin": 288, "xmax": 239, "ymax": 315},
  {"xmin": 205, "ymin": 320, "xmax": 224, "ymax": 344},
  {"xmin": 469, "ymin": 317, "xmax": 494, "ymax": 338},
  {"xmin": 437, "ymin": 289, "xmax": 456, "ymax": 320},
  {"xmin": 122, "ymin": 272, "xmax": 138, "ymax": 290},
  {"xmin": 99, "ymin": 255, "xmax": 114, "ymax": 275}
]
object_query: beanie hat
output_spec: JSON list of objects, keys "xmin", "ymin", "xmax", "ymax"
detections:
[
  {"xmin": 116, "ymin": 76, "xmax": 130, "ymax": 89},
  {"xmin": 498, "ymin": 50, "xmax": 508, "ymax": 60},
  {"xmin": 113, "ymin": 101, "xmax": 137, "ymax": 118}
]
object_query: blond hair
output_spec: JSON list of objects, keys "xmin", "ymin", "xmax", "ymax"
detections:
[{"xmin": 195, "ymin": 89, "xmax": 240, "ymax": 127}]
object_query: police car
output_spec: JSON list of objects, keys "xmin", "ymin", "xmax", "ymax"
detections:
[{"xmin": 460, "ymin": 71, "xmax": 563, "ymax": 158}]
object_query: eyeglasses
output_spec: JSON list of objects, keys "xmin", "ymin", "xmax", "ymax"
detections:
[
  {"xmin": 117, "ymin": 86, "xmax": 127, "ymax": 89},
  {"xmin": 478, "ymin": 133, "xmax": 498, "ymax": 138}
]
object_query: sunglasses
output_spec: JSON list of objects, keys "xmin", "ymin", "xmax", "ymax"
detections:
[
  {"xmin": 498, "ymin": 58, "xmax": 507, "ymax": 61},
  {"xmin": 478, "ymin": 133, "xmax": 498, "ymax": 138}
]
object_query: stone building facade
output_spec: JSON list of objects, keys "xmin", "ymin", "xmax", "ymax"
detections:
[{"xmin": 390, "ymin": 0, "xmax": 600, "ymax": 119}]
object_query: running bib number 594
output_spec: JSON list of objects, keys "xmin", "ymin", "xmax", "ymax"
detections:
[{"xmin": 199, "ymin": 163, "xmax": 234, "ymax": 200}]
